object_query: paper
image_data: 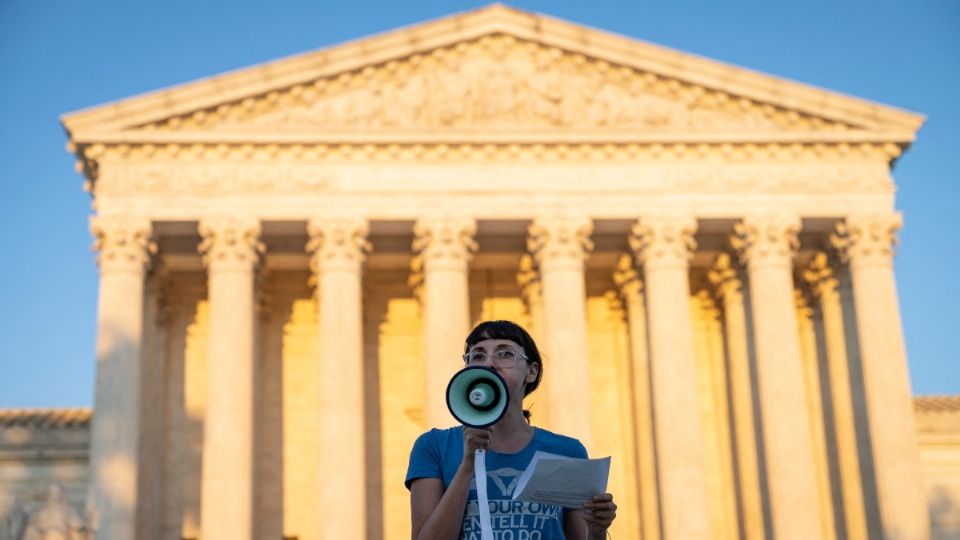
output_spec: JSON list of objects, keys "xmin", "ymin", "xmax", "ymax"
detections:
[{"xmin": 511, "ymin": 451, "xmax": 611, "ymax": 509}]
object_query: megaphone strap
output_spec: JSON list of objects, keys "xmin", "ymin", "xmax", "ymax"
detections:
[{"xmin": 475, "ymin": 449, "xmax": 494, "ymax": 540}]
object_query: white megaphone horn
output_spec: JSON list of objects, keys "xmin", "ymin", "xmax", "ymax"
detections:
[
  {"xmin": 446, "ymin": 366, "xmax": 509, "ymax": 428},
  {"xmin": 446, "ymin": 366, "xmax": 508, "ymax": 540}
]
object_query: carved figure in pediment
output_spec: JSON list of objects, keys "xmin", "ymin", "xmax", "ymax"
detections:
[
  {"xmin": 430, "ymin": 61, "xmax": 471, "ymax": 126},
  {"xmin": 559, "ymin": 67, "xmax": 596, "ymax": 127},
  {"xmin": 476, "ymin": 60, "xmax": 518, "ymax": 123},
  {"xmin": 525, "ymin": 55, "xmax": 563, "ymax": 126},
  {"xmin": 191, "ymin": 36, "xmax": 819, "ymax": 132},
  {"xmin": 589, "ymin": 80, "xmax": 635, "ymax": 127},
  {"xmin": 381, "ymin": 72, "xmax": 426, "ymax": 127}
]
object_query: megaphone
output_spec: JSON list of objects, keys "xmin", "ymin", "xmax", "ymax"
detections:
[{"xmin": 446, "ymin": 366, "xmax": 509, "ymax": 428}]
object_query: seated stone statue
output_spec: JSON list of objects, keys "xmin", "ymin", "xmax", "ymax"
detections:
[
  {"xmin": 5, "ymin": 498, "xmax": 27, "ymax": 540},
  {"xmin": 12, "ymin": 484, "xmax": 87, "ymax": 540}
]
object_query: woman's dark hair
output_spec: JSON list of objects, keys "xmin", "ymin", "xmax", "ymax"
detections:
[{"xmin": 464, "ymin": 320, "xmax": 543, "ymax": 421}]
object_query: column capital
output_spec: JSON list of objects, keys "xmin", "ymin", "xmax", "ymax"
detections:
[
  {"xmin": 90, "ymin": 215, "xmax": 155, "ymax": 274},
  {"xmin": 408, "ymin": 259, "xmax": 425, "ymax": 305},
  {"xmin": 731, "ymin": 215, "xmax": 800, "ymax": 269},
  {"xmin": 516, "ymin": 254, "xmax": 542, "ymax": 303},
  {"xmin": 198, "ymin": 216, "xmax": 264, "ymax": 272},
  {"xmin": 147, "ymin": 262, "xmax": 177, "ymax": 326},
  {"xmin": 255, "ymin": 268, "xmax": 273, "ymax": 321},
  {"xmin": 802, "ymin": 252, "xmax": 840, "ymax": 298},
  {"xmin": 707, "ymin": 252, "xmax": 743, "ymax": 299},
  {"xmin": 695, "ymin": 288, "xmax": 721, "ymax": 320},
  {"xmin": 527, "ymin": 215, "xmax": 593, "ymax": 268},
  {"xmin": 612, "ymin": 253, "xmax": 643, "ymax": 301},
  {"xmin": 604, "ymin": 289, "xmax": 626, "ymax": 319},
  {"xmin": 412, "ymin": 217, "xmax": 477, "ymax": 271},
  {"xmin": 628, "ymin": 215, "xmax": 697, "ymax": 269},
  {"xmin": 830, "ymin": 213, "xmax": 901, "ymax": 268},
  {"xmin": 794, "ymin": 288, "xmax": 815, "ymax": 319},
  {"xmin": 306, "ymin": 217, "xmax": 371, "ymax": 273}
]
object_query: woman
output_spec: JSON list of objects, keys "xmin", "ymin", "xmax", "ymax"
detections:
[{"xmin": 406, "ymin": 320, "xmax": 617, "ymax": 539}]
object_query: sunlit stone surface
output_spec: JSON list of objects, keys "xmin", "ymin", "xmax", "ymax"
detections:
[{"xmin": 0, "ymin": 4, "xmax": 953, "ymax": 540}]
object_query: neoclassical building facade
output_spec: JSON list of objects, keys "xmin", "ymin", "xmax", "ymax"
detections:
[{"xmin": 40, "ymin": 4, "xmax": 951, "ymax": 540}]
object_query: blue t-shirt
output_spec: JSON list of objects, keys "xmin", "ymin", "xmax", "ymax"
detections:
[{"xmin": 405, "ymin": 426, "xmax": 588, "ymax": 540}]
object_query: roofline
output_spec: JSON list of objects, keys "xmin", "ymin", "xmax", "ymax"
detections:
[
  {"xmin": 915, "ymin": 395, "xmax": 960, "ymax": 414},
  {"xmin": 68, "ymin": 129, "xmax": 918, "ymax": 146},
  {"xmin": 61, "ymin": 3, "xmax": 925, "ymax": 139},
  {"xmin": 0, "ymin": 407, "xmax": 92, "ymax": 428}
]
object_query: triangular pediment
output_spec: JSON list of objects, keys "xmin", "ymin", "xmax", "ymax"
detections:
[{"xmin": 63, "ymin": 4, "xmax": 922, "ymax": 144}]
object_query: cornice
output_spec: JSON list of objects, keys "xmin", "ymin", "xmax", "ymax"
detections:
[
  {"xmin": 68, "ymin": 129, "xmax": 917, "ymax": 146},
  {"xmin": 0, "ymin": 408, "xmax": 91, "ymax": 429},
  {"xmin": 61, "ymin": 4, "xmax": 923, "ymax": 139},
  {"xmin": 79, "ymin": 140, "xmax": 904, "ymax": 163},
  {"xmin": 915, "ymin": 395, "xmax": 960, "ymax": 415}
]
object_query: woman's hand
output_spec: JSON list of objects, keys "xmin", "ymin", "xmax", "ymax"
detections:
[
  {"xmin": 459, "ymin": 427, "xmax": 492, "ymax": 471},
  {"xmin": 583, "ymin": 493, "xmax": 617, "ymax": 538}
]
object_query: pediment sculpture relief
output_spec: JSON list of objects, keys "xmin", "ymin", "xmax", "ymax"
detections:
[{"xmin": 148, "ymin": 35, "xmax": 849, "ymax": 133}]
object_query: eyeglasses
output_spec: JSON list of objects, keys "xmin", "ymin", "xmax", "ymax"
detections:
[{"xmin": 463, "ymin": 348, "xmax": 529, "ymax": 367}]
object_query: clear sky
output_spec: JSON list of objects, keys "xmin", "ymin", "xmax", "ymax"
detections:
[{"xmin": 0, "ymin": 1, "xmax": 957, "ymax": 408}]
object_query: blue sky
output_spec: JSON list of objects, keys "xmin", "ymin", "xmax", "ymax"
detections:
[{"xmin": 0, "ymin": 1, "xmax": 957, "ymax": 408}]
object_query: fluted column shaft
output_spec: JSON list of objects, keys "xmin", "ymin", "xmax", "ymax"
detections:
[
  {"xmin": 613, "ymin": 255, "xmax": 660, "ymax": 540},
  {"xmin": 795, "ymin": 289, "xmax": 838, "ymax": 540},
  {"xmin": 517, "ymin": 255, "xmax": 550, "ymax": 419},
  {"xmin": 198, "ymin": 217, "xmax": 263, "ymax": 540},
  {"xmin": 733, "ymin": 217, "xmax": 822, "ymax": 540},
  {"xmin": 161, "ymin": 288, "xmax": 188, "ymax": 540},
  {"xmin": 832, "ymin": 215, "xmax": 929, "ymax": 540},
  {"xmin": 528, "ymin": 216, "xmax": 594, "ymax": 445},
  {"xmin": 413, "ymin": 218, "xmax": 477, "ymax": 428},
  {"xmin": 138, "ymin": 268, "xmax": 170, "ymax": 540},
  {"xmin": 517, "ymin": 254, "xmax": 548, "ymax": 347},
  {"xmin": 805, "ymin": 253, "xmax": 869, "ymax": 540},
  {"xmin": 630, "ymin": 217, "xmax": 710, "ymax": 540},
  {"xmin": 708, "ymin": 254, "xmax": 764, "ymax": 540},
  {"xmin": 87, "ymin": 215, "xmax": 153, "ymax": 540},
  {"xmin": 308, "ymin": 218, "xmax": 370, "ymax": 539}
]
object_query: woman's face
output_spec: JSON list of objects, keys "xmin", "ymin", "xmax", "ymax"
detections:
[{"xmin": 464, "ymin": 338, "xmax": 539, "ymax": 404}]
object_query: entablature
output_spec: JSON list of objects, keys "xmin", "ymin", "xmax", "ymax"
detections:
[
  {"xmin": 63, "ymin": 5, "xmax": 923, "ymax": 190},
  {"xmin": 87, "ymin": 153, "xmax": 895, "ymax": 200}
]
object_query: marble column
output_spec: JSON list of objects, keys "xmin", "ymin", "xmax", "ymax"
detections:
[
  {"xmin": 804, "ymin": 252, "xmax": 869, "ymax": 540},
  {"xmin": 612, "ymin": 254, "xmax": 660, "ymax": 540},
  {"xmin": 517, "ymin": 254, "xmax": 548, "ymax": 347},
  {"xmin": 794, "ymin": 289, "xmax": 838, "ymax": 540},
  {"xmin": 803, "ymin": 252, "xmax": 869, "ymax": 540},
  {"xmin": 160, "ymin": 281, "xmax": 189, "ymax": 540},
  {"xmin": 732, "ymin": 216, "xmax": 822, "ymax": 539},
  {"xmin": 254, "ymin": 273, "xmax": 284, "ymax": 540},
  {"xmin": 831, "ymin": 214, "xmax": 929, "ymax": 540},
  {"xmin": 413, "ymin": 218, "xmax": 477, "ymax": 428},
  {"xmin": 87, "ymin": 215, "xmax": 153, "ymax": 540},
  {"xmin": 695, "ymin": 290, "xmax": 739, "ymax": 540},
  {"xmin": 517, "ymin": 254, "xmax": 550, "ymax": 421},
  {"xmin": 307, "ymin": 218, "xmax": 371, "ymax": 539},
  {"xmin": 138, "ymin": 266, "xmax": 170, "ymax": 540},
  {"xmin": 629, "ymin": 216, "xmax": 710, "ymax": 540},
  {"xmin": 707, "ymin": 254, "xmax": 764, "ymax": 540},
  {"xmin": 198, "ymin": 217, "xmax": 263, "ymax": 540},
  {"xmin": 528, "ymin": 216, "xmax": 594, "ymax": 446}
]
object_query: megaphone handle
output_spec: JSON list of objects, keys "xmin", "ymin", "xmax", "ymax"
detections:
[{"xmin": 475, "ymin": 449, "xmax": 494, "ymax": 540}]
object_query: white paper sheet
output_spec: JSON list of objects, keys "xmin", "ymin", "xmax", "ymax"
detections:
[{"xmin": 511, "ymin": 451, "xmax": 611, "ymax": 509}]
